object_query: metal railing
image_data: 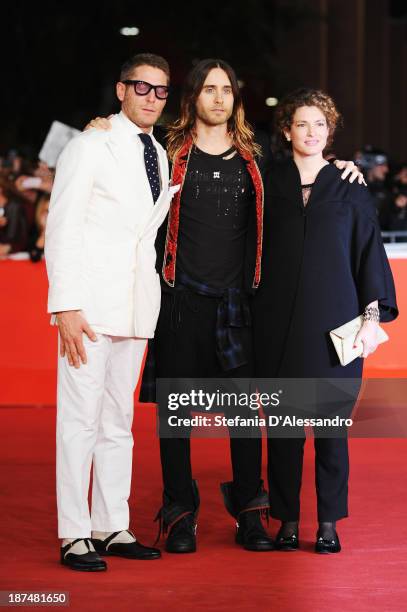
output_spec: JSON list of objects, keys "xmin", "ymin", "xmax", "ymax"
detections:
[{"xmin": 381, "ymin": 231, "xmax": 407, "ymax": 243}]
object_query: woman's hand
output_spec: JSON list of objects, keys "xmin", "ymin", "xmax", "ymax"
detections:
[
  {"xmin": 334, "ymin": 160, "xmax": 367, "ymax": 185},
  {"xmin": 354, "ymin": 320, "xmax": 379, "ymax": 358},
  {"xmin": 84, "ymin": 115, "xmax": 113, "ymax": 131}
]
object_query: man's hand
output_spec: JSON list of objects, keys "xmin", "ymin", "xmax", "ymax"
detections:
[
  {"xmin": 84, "ymin": 115, "xmax": 113, "ymax": 131},
  {"xmin": 334, "ymin": 160, "xmax": 367, "ymax": 185},
  {"xmin": 0, "ymin": 217, "xmax": 8, "ymax": 228},
  {"xmin": 37, "ymin": 175, "xmax": 53, "ymax": 194},
  {"xmin": 354, "ymin": 320, "xmax": 379, "ymax": 358},
  {"xmin": 56, "ymin": 311, "xmax": 97, "ymax": 368},
  {"xmin": 35, "ymin": 161, "xmax": 51, "ymax": 178}
]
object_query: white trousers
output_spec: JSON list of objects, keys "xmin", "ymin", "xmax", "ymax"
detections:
[{"xmin": 56, "ymin": 333, "xmax": 147, "ymax": 538}]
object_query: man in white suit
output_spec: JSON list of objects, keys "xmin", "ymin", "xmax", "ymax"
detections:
[{"xmin": 45, "ymin": 53, "xmax": 178, "ymax": 571}]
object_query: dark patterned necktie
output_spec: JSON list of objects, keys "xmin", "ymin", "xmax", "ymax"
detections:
[{"xmin": 138, "ymin": 132, "xmax": 160, "ymax": 203}]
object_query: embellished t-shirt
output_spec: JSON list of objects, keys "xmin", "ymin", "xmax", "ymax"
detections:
[{"xmin": 176, "ymin": 145, "xmax": 255, "ymax": 288}]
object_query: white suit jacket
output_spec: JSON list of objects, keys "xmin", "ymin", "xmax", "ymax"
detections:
[{"xmin": 45, "ymin": 112, "xmax": 178, "ymax": 338}]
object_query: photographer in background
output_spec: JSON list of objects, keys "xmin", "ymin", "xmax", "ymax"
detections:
[
  {"xmin": 27, "ymin": 193, "xmax": 50, "ymax": 262},
  {"xmin": 15, "ymin": 162, "xmax": 54, "ymax": 196},
  {"xmin": 14, "ymin": 161, "xmax": 55, "ymax": 258},
  {"xmin": 381, "ymin": 162, "xmax": 407, "ymax": 239},
  {"xmin": 356, "ymin": 146, "xmax": 392, "ymax": 227},
  {"xmin": 0, "ymin": 149, "xmax": 23, "ymax": 181},
  {"xmin": 0, "ymin": 177, "xmax": 28, "ymax": 258}
]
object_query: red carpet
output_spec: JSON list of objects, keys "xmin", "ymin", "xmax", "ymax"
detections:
[
  {"xmin": 1, "ymin": 260, "xmax": 407, "ymax": 610},
  {"xmin": 1, "ymin": 404, "xmax": 406, "ymax": 612}
]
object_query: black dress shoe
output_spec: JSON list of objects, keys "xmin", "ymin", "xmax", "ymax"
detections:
[
  {"xmin": 275, "ymin": 524, "xmax": 299, "ymax": 551},
  {"xmin": 61, "ymin": 538, "xmax": 107, "ymax": 572},
  {"xmin": 315, "ymin": 531, "xmax": 341, "ymax": 554},
  {"xmin": 92, "ymin": 530, "xmax": 161, "ymax": 560},
  {"xmin": 165, "ymin": 513, "xmax": 197, "ymax": 554},
  {"xmin": 236, "ymin": 511, "xmax": 275, "ymax": 552}
]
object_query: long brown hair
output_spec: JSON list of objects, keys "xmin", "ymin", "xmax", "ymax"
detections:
[{"xmin": 166, "ymin": 59, "xmax": 261, "ymax": 161}]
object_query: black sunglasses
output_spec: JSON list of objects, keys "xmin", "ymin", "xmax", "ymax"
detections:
[{"xmin": 122, "ymin": 79, "xmax": 170, "ymax": 100}]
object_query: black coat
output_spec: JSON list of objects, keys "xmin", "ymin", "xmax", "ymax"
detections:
[{"xmin": 252, "ymin": 159, "xmax": 398, "ymax": 379}]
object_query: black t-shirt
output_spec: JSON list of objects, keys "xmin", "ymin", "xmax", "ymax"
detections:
[{"xmin": 176, "ymin": 145, "xmax": 254, "ymax": 288}]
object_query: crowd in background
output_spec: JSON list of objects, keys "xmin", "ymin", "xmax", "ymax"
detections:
[
  {"xmin": 0, "ymin": 152, "xmax": 53, "ymax": 261},
  {"xmin": 355, "ymin": 146, "xmax": 407, "ymax": 241},
  {"xmin": 0, "ymin": 142, "xmax": 406, "ymax": 262}
]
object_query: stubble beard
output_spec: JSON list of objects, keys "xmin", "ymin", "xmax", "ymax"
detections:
[
  {"xmin": 196, "ymin": 107, "xmax": 232, "ymax": 128},
  {"xmin": 122, "ymin": 98, "xmax": 160, "ymax": 130}
]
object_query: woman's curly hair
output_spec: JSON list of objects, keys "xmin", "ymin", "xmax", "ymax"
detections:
[{"xmin": 274, "ymin": 88, "xmax": 342, "ymax": 150}]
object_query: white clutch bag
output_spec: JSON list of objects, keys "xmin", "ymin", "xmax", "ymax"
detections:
[{"xmin": 330, "ymin": 315, "xmax": 389, "ymax": 366}]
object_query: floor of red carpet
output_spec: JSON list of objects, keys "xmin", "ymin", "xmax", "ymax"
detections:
[{"xmin": 0, "ymin": 405, "xmax": 406, "ymax": 612}]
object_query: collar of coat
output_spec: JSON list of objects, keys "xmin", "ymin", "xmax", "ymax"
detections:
[{"xmin": 162, "ymin": 135, "xmax": 264, "ymax": 289}]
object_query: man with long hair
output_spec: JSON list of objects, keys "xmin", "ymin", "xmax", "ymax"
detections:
[{"xmin": 149, "ymin": 58, "xmax": 273, "ymax": 553}]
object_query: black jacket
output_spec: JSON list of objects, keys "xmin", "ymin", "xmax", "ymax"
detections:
[{"xmin": 252, "ymin": 159, "xmax": 398, "ymax": 379}]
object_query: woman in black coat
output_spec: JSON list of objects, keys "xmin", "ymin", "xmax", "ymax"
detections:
[{"xmin": 252, "ymin": 88, "xmax": 398, "ymax": 553}]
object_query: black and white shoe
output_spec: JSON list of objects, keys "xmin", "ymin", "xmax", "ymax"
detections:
[
  {"xmin": 60, "ymin": 538, "xmax": 107, "ymax": 571},
  {"xmin": 92, "ymin": 530, "xmax": 161, "ymax": 560}
]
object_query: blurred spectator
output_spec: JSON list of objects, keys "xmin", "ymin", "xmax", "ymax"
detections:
[
  {"xmin": 356, "ymin": 146, "xmax": 392, "ymax": 225},
  {"xmin": 27, "ymin": 193, "xmax": 50, "ymax": 262},
  {"xmin": 15, "ymin": 166, "xmax": 53, "ymax": 195},
  {"xmin": 0, "ymin": 149, "xmax": 23, "ymax": 179},
  {"xmin": 380, "ymin": 162, "xmax": 407, "ymax": 238},
  {"xmin": 0, "ymin": 177, "xmax": 28, "ymax": 258},
  {"xmin": 14, "ymin": 162, "xmax": 54, "ymax": 234}
]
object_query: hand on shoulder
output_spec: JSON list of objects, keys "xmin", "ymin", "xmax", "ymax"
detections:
[
  {"xmin": 83, "ymin": 115, "xmax": 114, "ymax": 132},
  {"xmin": 334, "ymin": 160, "xmax": 366, "ymax": 186}
]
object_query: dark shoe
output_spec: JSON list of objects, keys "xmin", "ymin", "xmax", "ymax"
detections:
[
  {"xmin": 220, "ymin": 480, "xmax": 274, "ymax": 552},
  {"xmin": 92, "ymin": 530, "xmax": 161, "ymax": 560},
  {"xmin": 315, "ymin": 531, "xmax": 341, "ymax": 554},
  {"xmin": 236, "ymin": 510, "xmax": 275, "ymax": 551},
  {"xmin": 275, "ymin": 524, "xmax": 299, "ymax": 552},
  {"xmin": 60, "ymin": 538, "xmax": 107, "ymax": 572},
  {"xmin": 155, "ymin": 480, "xmax": 200, "ymax": 554},
  {"xmin": 165, "ymin": 513, "xmax": 197, "ymax": 553}
]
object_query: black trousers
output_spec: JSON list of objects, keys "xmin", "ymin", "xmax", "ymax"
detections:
[
  {"xmin": 267, "ymin": 435, "xmax": 349, "ymax": 522},
  {"xmin": 155, "ymin": 289, "xmax": 262, "ymax": 513},
  {"xmin": 265, "ymin": 378, "xmax": 356, "ymax": 522}
]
